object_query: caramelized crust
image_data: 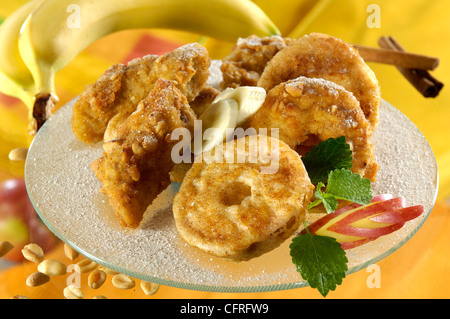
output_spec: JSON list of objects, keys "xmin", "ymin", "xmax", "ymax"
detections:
[
  {"xmin": 257, "ymin": 33, "xmax": 381, "ymax": 132},
  {"xmin": 220, "ymin": 35, "xmax": 292, "ymax": 89},
  {"xmin": 173, "ymin": 135, "xmax": 314, "ymax": 261},
  {"xmin": 248, "ymin": 76, "xmax": 378, "ymax": 182},
  {"xmin": 91, "ymin": 79, "xmax": 196, "ymax": 228},
  {"xmin": 72, "ymin": 43, "xmax": 209, "ymax": 143}
]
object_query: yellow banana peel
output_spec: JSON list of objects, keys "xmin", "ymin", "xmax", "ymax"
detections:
[
  {"xmin": 6, "ymin": 0, "xmax": 278, "ymax": 134},
  {"xmin": 0, "ymin": 0, "xmax": 43, "ymax": 109}
]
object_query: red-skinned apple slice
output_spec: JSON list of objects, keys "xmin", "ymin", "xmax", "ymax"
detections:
[
  {"xmin": 303, "ymin": 195, "xmax": 424, "ymax": 250},
  {"xmin": 369, "ymin": 205, "xmax": 424, "ymax": 224}
]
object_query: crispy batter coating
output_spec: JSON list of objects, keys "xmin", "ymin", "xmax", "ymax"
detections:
[
  {"xmin": 220, "ymin": 35, "xmax": 292, "ymax": 89},
  {"xmin": 247, "ymin": 76, "xmax": 379, "ymax": 182},
  {"xmin": 188, "ymin": 84, "xmax": 219, "ymax": 117},
  {"xmin": 257, "ymin": 33, "xmax": 381, "ymax": 131},
  {"xmin": 91, "ymin": 79, "xmax": 196, "ymax": 228},
  {"xmin": 72, "ymin": 43, "xmax": 209, "ymax": 144},
  {"xmin": 173, "ymin": 135, "xmax": 314, "ymax": 261}
]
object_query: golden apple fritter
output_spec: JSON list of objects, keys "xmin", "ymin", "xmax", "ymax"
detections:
[
  {"xmin": 248, "ymin": 76, "xmax": 379, "ymax": 182},
  {"xmin": 220, "ymin": 35, "xmax": 292, "ymax": 89},
  {"xmin": 173, "ymin": 135, "xmax": 314, "ymax": 261},
  {"xmin": 257, "ymin": 33, "xmax": 381, "ymax": 132},
  {"xmin": 91, "ymin": 79, "xmax": 196, "ymax": 228},
  {"xmin": 72, "ymin": 43, "xmax": 209, "ymax": 144}
]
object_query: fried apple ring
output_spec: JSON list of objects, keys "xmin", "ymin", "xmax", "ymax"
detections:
[
  {"xmin": 220, "ymin": 35, "xmax": 292, "ymax": 89},
  {"xmin": 72, "ymin": 43, "xmax": 209, "ymax": 144},
  {"xmin": 257, "ymin": 33, "xmax": 381, "ymax": 131},
  {"xmin": 173, "ymin": 135, "xmax": 314, "ymax": 261},
  {"xmin": 248, "ymin": 76, "xmax": 379, "ymax": 182}
]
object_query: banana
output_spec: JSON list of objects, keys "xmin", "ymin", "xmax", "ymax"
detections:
[
  {"xmin": 212, "ymin": 86, "xmax": 266, "ymax": 125},
  {"xmin": 16, "ymin": 0, "xmax": 280, "ymax": 133},
  {"xmin": 192, "ymin": 98, "xmax": 239, "ymax": 155},
  {"xmin": 191, "ymin": 86, "xmax": 267, "ymax": 155},
  {"xmin": 0, "ymin": 0, "xmax": 43, "ymax": 108}
]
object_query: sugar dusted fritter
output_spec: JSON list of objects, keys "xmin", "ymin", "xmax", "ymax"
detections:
[
  {"xmin": 173, "ymin": 135, "xmax": 314, "ymax": 261},
  {"xmin": 248, "ymin": 76, "xmax": 379, "ymax": 182},
  {"xmin": 188, "ymin": 84, "xmax": 220, "ymax": 117},
  {"xmin": 91, "ymin": 79, "xmax": 196, "ymax": 228},
  {"xmin": 220, "ymin": 35, "xmax": 292, "ymax": 89},
  {"xmin": 72, "ymin": 43, "xmax": 209, "ymax": 144},
  {"xmin": 257, "ymin": 33, "xmax": 381, "ymax": 131}
]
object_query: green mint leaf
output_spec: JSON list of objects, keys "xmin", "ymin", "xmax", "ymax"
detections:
[
  {"xmin": 326, "ymin": 168, "xmax": 372, "ymax": 205},
  {"xmin": 290, "ymin": 229, "xmax": 348, "ymax": 297},
  {"xmin": 302, "ymin": 136, "xmax": 353, "ymax": 184},
  {"xmin": 308, "ymin": 182, "xmax": 338, "ymax": 212},
  {"xmin": 308, "ymin": 169, "xmax": 372, "ymax": 213}
]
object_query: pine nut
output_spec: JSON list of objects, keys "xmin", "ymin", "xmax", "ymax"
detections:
[
  {"xmin": 64, "ymin": 243, "xmax": 79, "ymax": 261},
  {"xmin": 37, "ymin": 259, "xmax": 67, "ymax": 276},
  {"xmin": 93, "ymin": 295, "xmax": 108, "ymax": 299},
  {"xmin": 98, "ymin": 265, "xmax": 119, "ymax": 275},
  {"xmin": 63, "ymin": 285, "xmax": 84, "ymax": 299},
  {"xmin": 0, "ymin": 241, "xmax": 14, "ymax": 258},
  {"xmin": 74, "ymin": 258, "xmax": 97, "ymax": 273},
  {"xmin": 8, "ymin": 147, "xmax": 28, "ymax": 161},
  {"xmin": 140, "ymin": 281, "xmax": 160, "ymax": 296},
  {"xmin": 26, "ymin": 272, "xmax": 50, "ymax": 287},
  {"xmin": 21, "ymin": 243, "xmax": 44, "ymax": 263},
  {"xmin": 11, "ymin": 295, "xmax": 30, "ymax": 299},
  {"xmin": 88, "ymin": 269, "xmax": 106, "ymax": 289},
  {"xmin": 112, "ymin": 274, "xmax": 135, "ymax": 290}
]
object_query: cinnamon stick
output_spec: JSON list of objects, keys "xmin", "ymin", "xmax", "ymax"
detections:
[
  {"xmin": 353, "ymin": 44, "xmax": 439, "ymax": 71},
  {"xmin": 377, "ymin": 36, "xmax": 443, "ymax": 98}
]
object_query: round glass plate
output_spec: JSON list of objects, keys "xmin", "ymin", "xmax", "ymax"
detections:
[{"xmin": 25, "ymin": 96, "xmax": 438, "ymax": 293}]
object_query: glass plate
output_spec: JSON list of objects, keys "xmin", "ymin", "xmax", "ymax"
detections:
[{"xmin": 25, "ymin": 96, "xmax": 438, "ymax": 293}]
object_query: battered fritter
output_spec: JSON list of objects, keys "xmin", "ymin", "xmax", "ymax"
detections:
[
  {"xmin": 72, "ymin": 43, "xmax": 209, "ymax": 144},
  {"xmin": 247, "ymin": 76, "xmax": 379, "ymax": 182},
  {"xmin": 257, "ymin": 33, "xmax": 381, "ymax": 131},
  {"xmin": 220, "ymin": 35, "xmax": 292, "ymax": 89},
  {"xmin": 173, "ymin": 135, "xmax": 314, "ymax": 261},
  {"xmin": 91, "ymin": 79, "xmax": 196, "ymax": 228}
]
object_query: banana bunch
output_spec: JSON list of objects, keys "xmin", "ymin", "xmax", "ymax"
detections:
[{"xmin": 0, "ymin": 0, "xmax": 280, "ymax": 135}]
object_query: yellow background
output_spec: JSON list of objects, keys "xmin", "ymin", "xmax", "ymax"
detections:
[{"xmin": 1, "ymin": 0, "xmax": 450, "ymax": 298}]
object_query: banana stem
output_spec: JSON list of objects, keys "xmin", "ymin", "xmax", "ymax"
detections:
[{"xmin": 28, "ymin": 92, "xmax": 58, "ymax": 135}]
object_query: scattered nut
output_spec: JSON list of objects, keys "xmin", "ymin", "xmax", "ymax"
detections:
[
  {"xmin": 98, "ymin": 265, "xmax": 119, "ymax": 275},
  {"xmin": 10, "ymin": 295, "xmax": 30, "ymax": 299},
  {"xmin": 37, "ymin": 259, "xmax": 67, "ymax": 276},
  {"xmin": 93, "ymin": 295, "xmax": 108, "ymax": 299},
  {"xmin": 88, "ymin": 269, "xmax": 107, "ymax": 289},
  {"xmin": 0, "ymin": 241, "xmax": 14, "ymax": 258},
  {"xmin": 63, "ymin": 285, "xmax": 84, "ymax": 299},
  {"xmin": 74, "ymin": 258, "xmax": 97, "ymax": 273},
  {"xmin": 8, "ymin": 147, "xmax": 28, "ymax": 161},
  {"xmin": 63, "ymin": 243, "xmax": 79, "ymax": 261},
  {"xmin": 21, "ymin": 243, "xmax": 44, "ymax": 263},
  {"xmin": 26, "ymin": 272, "xmax": 50, "ymax": 287},
  {"xmin": 112, "ymin": 274, "xmax": 135, "ymax": 290},
  {"xmin": 140, "ymin": 281, "xmax": 160, "ymax": 296}
]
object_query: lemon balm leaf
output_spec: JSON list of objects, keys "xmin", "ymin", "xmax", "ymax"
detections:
[
  {"xmin": 308, "ymin": 169, "xmax": 372, "ymax": 213},
  {"xmin": 308, "ymin": 182, "xmax": 338, "ymax": 212},
  {"xmin": 290, "ymin": 228, "xmax": 348, "ymax": 298},
  {"xmin": 326, "ymin": 168, "xmax": 372, "ymax": 205},
  {"xmin": 302, "ymin": 136, "xmax": 353, "ymax": 184}
]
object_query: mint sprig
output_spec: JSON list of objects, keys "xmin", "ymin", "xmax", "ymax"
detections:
[
  {"xmin": 290, "ymin": 224, "xmax": 348, "ymax": 297},
  {"xmin": 308, "ymin": 168, "xmax": 372, "ymax": 213},
  {"xmin": 302, "ymin": 136, "xmax": 353, "ymax": 184},
  {"xmin": 290, "ymin": 137, "xmax": 373, "ymax": 296}
]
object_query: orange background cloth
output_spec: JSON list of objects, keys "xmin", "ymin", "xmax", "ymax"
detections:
[{"xmin": 1, "ymin": 0, "xmax": 450, "ymax": 298}]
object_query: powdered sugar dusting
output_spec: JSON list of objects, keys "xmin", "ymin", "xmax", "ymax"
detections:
[{"xmin": 25, "ymin": 65, "xmax": 437, "ymax": 292}]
